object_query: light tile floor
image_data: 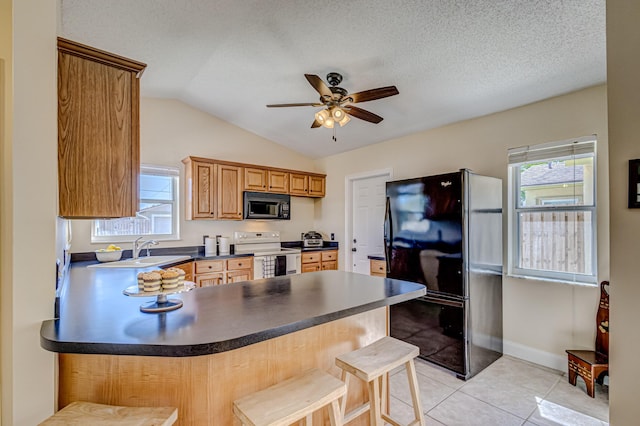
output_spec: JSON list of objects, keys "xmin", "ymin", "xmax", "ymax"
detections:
[{"xmin": 389, "ymin": 355, "xmax": 609, "ymax": 425}]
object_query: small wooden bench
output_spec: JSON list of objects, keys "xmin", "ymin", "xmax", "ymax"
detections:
[
  {"xmin": 39, "ymin": 401, "xmax": 177, "ymax": 425},
  {"xmin": 336, "ymin": 336, "xmax": 425, "ymax": 425},
  {"xmin": 233, "ymin": 368, "xmax": 346, "ymax": 426}
]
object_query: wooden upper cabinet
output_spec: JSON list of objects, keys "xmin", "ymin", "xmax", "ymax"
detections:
[
  {"xmin": 57, "ymin": 38, "xmax": 146, "ymax": 218},
  {"xmin": 308, "ymin": 175, "xmax": 326, "ymax": 197},
  {"xmin": 184, "ymin": 158, "xmax": 216, "ymax": 219},
  {"xmin": 244, "ymin": 167, "xmax": 267, "ymax": 192},
  {"xmin": 289, "ymin": 173, "xmax": 309, "ymax": 196},
  {"xmin": 217, "ymin": 164, "xmax": 243, "ymax": 220},
  {"xmin": 267, "ymin": 170, "xmax": 289, "ymax": 193}
]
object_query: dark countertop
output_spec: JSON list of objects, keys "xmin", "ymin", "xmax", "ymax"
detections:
[
  {"xmin": 41, "ymin": 266, "xmax": 424, "ymax": 357},
  {"xmin": 368, "ymin": 254, "xmax": 385, "ymax": 261}
]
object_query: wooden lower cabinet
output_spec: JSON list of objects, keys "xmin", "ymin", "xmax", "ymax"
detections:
[
  {"xmin": 194, "ymin": 257, "xmax": 253, "ymax": 286},
  {"xmin": 370, "ymin": 259, "xmax": 387, "ymax": 277},
  {"xmin": 172, "ymin": 261, "xmax": 194, "ymax": 282},
  {"xmin": 302, "ymin": 250, "xmax": 338, "ymax": 273}
]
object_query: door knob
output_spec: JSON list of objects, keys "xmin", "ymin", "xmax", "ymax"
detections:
[{"xmin": 352, "ymin": 248, "xmax": 357, "ymax": 252}]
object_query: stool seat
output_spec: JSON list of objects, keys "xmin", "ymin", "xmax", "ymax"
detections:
[
  {"xmin": 39, "ymin": 401, "xmax": 177, "ymax": 425},
  {"xmin": 336, "ymin": 337, "xmax": 425, "ymax": 425},
  {"xmin": 233, "ymin": 368, "xmax": 346, "ymax": 426},
  {"xmin": 336, "ymin": 336, "xmax": 419, "ymax": 382}
]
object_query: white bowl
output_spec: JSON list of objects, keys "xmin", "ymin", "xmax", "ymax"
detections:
[{"xmin": 95, "ymin": 250, "xmax": 123, "ymax": 262}]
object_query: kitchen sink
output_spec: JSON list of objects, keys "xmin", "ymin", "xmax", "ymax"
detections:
[{"xmin": 88, "ymin": 255, "xmax": 191, "ymax": 268}]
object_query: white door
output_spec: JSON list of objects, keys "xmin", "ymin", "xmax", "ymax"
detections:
[{"xmin": 350, "ymin": 173, "xmax": 390, "ymax": 274}]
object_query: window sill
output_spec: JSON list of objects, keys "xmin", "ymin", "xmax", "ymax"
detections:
[{"xmin": 506, "ymin": 273, "xmax": 598, "ymax": 287}]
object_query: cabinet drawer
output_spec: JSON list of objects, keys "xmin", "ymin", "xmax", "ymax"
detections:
[
  {"xmin": 370, "ymin": 259, "xmax": 386, "ymax": 276},
  {"xmin": 227, "ymin": 257, "xmax": 252, "ymax": 271},
  {"xmin": 321, "ymin": 250, "xmax": 337, "ymax": 261},
  {"xmin": 302, "ymin": 252, "xmax": 321, "ymax": 263},
  {"xmin": 195, "ymin": 260, "xmax": 225, "ymax": 274}
]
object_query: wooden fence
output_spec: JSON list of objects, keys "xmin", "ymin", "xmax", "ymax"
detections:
[{"xmin": 520, "ymin": 211, "xmax": 591, "ymax": 273}]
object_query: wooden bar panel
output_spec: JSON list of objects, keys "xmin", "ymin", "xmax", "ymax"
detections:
[{"xmin": 58, "ymin": 308, "xmax": 388, "ymax": 425}]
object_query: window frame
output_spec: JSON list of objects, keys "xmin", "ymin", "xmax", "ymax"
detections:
[
  {"xmin": 91, "ymin": 165, "xmax": 180, "ymax": 244},
  {"xmin": 507, "ymin": 137, "xmax": 598, "ymax": 286}
]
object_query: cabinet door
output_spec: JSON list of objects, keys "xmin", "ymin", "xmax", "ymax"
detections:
[
  {"xmin": 227, "ymin": 270, "xmax": 252, "ymax": 283},
  {"xmin": 57, "ymin": 38, "xmax": 145, "ymax": 218},
  {"xmin": 301, "ymin": 263, "xmax": 321, "ymax": 273},
  {"xmin": 244, "ymin": 167, "xmax": 267, "ymax": 192},
  {"xmin": 308, "ymin": 175, "xmax": 326, "ymax": 197},
  {"xmin": 268, "ymin": 170, "xmax": 289, "ymax": 193},
  {"xmin": 321, "ymin": 261, "xmax": 337, "ymax": 271},
  {"xmin": 217, "ymin": 164, "xmax": 243, "ymax": 219},
  {"xmin": 289, "ymin": 173, "xmax": 308, "ymax": 196},
  {"xmin": 190, "ymin": 161, "xmax": 216, "ymax": 219},
  {"xmin": 196, "ymin": 273, "xmax": 225, "ymax": 287}
]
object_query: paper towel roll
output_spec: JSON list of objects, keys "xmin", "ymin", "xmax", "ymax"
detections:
[
  {"xmin": 218, "ymin": 236, "xmax": 230, "ymax": 255},
  {"xmin": 204, "ymin": 237, "xmax": 216, "ymax": 256}
]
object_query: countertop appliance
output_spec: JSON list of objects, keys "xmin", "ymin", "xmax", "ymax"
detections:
[
  {"xmin": 244, "ymin": 192, "xmax": 290, "ymax": 220},
  {"xmin": 234, "ymin": 231, "xmax": 301, "ymax": 279},
  {"xmin": 384, "ymin": 169, "xmax": 503, "ymax": 380},
  {"xmin": 302, "ymin": 231, "xmax": 323, "ymax": 248}
]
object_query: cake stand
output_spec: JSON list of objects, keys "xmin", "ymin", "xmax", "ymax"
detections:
[{"xmin": 123, "ymin": 281, "xmax": 196, "ymax": 313}]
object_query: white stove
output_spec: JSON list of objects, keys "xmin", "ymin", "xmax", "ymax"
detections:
[{"xmin": 233, "ymin": 231, "xmax": 301, "ymax": 279}]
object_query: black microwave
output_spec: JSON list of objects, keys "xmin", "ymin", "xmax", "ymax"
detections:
[{"xmin": 244, "ymin": 191, "xmax": 290, "ymax": 220}]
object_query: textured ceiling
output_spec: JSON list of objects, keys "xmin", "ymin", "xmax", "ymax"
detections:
[{"xmin": 59, "ymin": 0, "xmax": 606, "ymax": 159}]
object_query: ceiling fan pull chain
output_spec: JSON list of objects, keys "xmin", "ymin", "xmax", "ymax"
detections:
[{"xmin": 332, "ymin": 126, "xmax": 337, "ymax": 142}]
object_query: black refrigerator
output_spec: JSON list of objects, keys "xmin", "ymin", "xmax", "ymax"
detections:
[{"xmin": 385, "ymin": 169, "xmax": 503, "ymax": 380}]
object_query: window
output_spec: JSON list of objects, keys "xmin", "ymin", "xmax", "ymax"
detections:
[
  {"xmin": 92, "ymin": 165, "xmax": 180, "ymax": 243},
  {"xmin": 507, "ymin": 136, "xmax": 597, "ymax": 285}
]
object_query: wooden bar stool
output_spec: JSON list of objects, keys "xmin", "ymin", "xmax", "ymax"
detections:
[
  {"xmin": 335, "ymin": 336, "xmax": 425, "ymax": 425},
  {"xmin": 233, "ymin": 368, "xmax": 346, "ymax": 426},
  {"xmin": 39, "ymin": 401, "xmax": 177, "ymax": 425}
]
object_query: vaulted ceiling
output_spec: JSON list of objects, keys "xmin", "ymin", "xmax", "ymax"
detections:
[{"xmin": 59, "ymin": 0, "xmax": 606, "ymax": 159}]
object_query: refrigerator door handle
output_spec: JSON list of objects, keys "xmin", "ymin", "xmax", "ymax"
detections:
[{"xmin": 384, "ymin": 196, "xmax": 392, "ymax": 273}]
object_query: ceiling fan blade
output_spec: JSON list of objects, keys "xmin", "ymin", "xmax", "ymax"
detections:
[
  {"xmin": 311, "ymin": 119, "xmax": 322, "ymax": 128},
  {"xmin": 348, "ymin": 86, "xmax": 399, "ymax": 103},
  {"xmin": 305, "ymin": 74, "xmax": 332, "ymax": 98},
  {"xmin": 344, "ymin": 105, "xmax": 384, "ymax": 124},
  {"xmin": 266, "ymin": 103, "xmax": 323, "ymax": 107}
]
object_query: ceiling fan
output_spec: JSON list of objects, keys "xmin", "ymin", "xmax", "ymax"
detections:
[{"xmin": 266, "ymin": 72, "xmax": 399, "ymax": 129}]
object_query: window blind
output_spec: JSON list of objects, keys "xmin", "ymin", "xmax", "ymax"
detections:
[{"xmin": 508, "ymin": 135, "xmax": 596, "ymax": 165}]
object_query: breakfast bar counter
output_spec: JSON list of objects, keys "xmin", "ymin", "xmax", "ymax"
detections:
[{"xmin": 41, "ymin": 268, "xmax": 425, "ymax": 424}]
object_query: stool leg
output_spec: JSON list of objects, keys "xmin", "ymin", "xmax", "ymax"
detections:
[
  {"xmin": 339, "ymin": 369, "xmax": 350, "ymax": 420},
  {"xmin": 368, "ymin": 378, "xmax": 383, "ymax": 425},
  {"xmin": 328, "ymin": 399, "xmax": 342, "ymax": 426},
  {"xmin": 405, "ymin": 360, "xmax": 425, "ymax": 425},
  {"xmin": 380, "ymin": 373, "xmax": 388, "ymax": 416}
]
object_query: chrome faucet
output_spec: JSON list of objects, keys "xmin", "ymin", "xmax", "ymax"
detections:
[{"xmin": 132, "ymin": 237, "xmax": 159, "ymax": 259}]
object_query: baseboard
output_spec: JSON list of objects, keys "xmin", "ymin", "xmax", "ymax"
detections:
[{"xmin": 503, "ymin": 339, "xmax": 567, "ymax": 373}]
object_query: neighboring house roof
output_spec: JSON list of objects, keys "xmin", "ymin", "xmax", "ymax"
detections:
[{"xmin": 521, "ymin": 163, "xmax": 583, "ymax": 186}]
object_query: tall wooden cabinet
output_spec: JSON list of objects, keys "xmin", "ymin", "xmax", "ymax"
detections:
[
  {"xmin": 216, "ymin": 164, "xmax": 243, "ymax": 219},
  {"xmin": 183, "ymin": 157, "xmax": 243, "ymax": 220},
  {"xmin": 57, "ymin": 38, "xmax": 146, "ymax": 218}
]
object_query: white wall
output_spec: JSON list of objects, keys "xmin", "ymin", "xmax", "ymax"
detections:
[
  {"xmin": 606, "ymin": 0, "xmax": 640, "ymax": 422},
  {"xmin": 69, "ymin": 98, "xmax": 321, "ymax": 253},
  {"xmin": 314, "ymin": 85, "xmax": 609, "ymax": 371},
  {"xmin": 1, "ymin": 0, "xmax": 58, "ymax": 424}
]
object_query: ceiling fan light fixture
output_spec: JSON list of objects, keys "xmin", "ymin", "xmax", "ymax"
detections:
[
  {"xmin": 315, "ymin": 109, "xmax": 330, "ymax": 124},
  {"xmin": 337, "ymin": 113, "xmax": 350, "ymax": 127}
]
